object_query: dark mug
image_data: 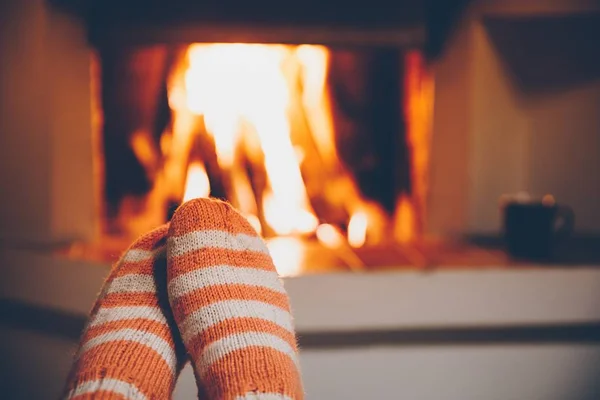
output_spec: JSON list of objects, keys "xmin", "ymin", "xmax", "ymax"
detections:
[{"xmin": 502, "ymin": 201, "xmax": 574, "ymax": 260}]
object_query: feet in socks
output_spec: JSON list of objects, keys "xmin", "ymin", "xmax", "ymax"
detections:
[
  {"xmin": 64, "ymin": 224, "xmax": 186, "ymax": 399},
  {"xmin": 167, "ymin": 198, "xmax": 303, "ymax": 399},
  {"xmin": 66, "ymin": 198, "xmax": 304, "ymax": 399}
]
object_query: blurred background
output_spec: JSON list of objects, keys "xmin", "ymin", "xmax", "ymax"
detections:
[{"xmin": 1, "ymin": 0, "xmax": 600, "ymax": 398}]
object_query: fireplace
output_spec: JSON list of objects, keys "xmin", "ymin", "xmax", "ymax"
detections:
[
  {"xmin": 5, "ymin": 0, "xmax": 525, "ymax": 276},
  {"xmin": 93, "ymin": 42, "xmax": 433, "ymax": 274},
  {"xmin": 45, "ymin": 0, "xmax": 459, "ymax": 276}
]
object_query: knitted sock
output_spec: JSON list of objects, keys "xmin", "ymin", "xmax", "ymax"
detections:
[
  {"xmin": 167, "ymin": 198, "xmax": 304, "ymax": 400},
  {"xmin": 64, "ymin": 224, "xmax": 187, "ymax": 399}
]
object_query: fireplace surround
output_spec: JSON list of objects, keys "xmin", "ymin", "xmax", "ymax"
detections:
[
  {"xmin": 2, "ymin": 0, "xmax": 600, "ymax": 270},
  {"xmin": 0, "ymin": 0, "xmax": 473, "ymax": 275}
]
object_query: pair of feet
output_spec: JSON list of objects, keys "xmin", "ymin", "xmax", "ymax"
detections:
[{"xmin": 64, "ymin": 198, "xmax": 303, "ymax": 399}]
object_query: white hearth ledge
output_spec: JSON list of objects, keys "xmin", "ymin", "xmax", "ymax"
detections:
[{"xmin": 2, "ymin": 246, "xmax": 600, "ymax": 332}]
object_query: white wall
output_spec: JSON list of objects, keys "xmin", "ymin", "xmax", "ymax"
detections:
[
  {"xmin": 299, "ymin": 345, "xmax": 600, "ymax": 400},
  {"xmin": 172, "ymin": 345, "xmax": 600, "ymax": 400},
  {"xmin": 428, "ymin": 0, "xmax": 600, "ymax": 235},
  {"xmin": 426, "ymin": 11, "xmax": 472, "ymax": 238},
  {"xmin": 526, "ymin": 82, "xmax": 600, "ymax": 232},
  {"xmin": 467, "ymin": 21, "xmax": 529, "ymax": 233},
  {"xmin": 2, "ymin": 327, "xmax": 600, "ymax": 400}
]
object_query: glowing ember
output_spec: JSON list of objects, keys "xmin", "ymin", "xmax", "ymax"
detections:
[
  {"xmin": 183, "ymin": 162, "xmax": 210, "ymax": 202},
  {"xmin": 266, "ymin": 236, "xmax": 305, "ymax": 277},
  {"xmin": 347, "ymin": 211, "xmax": 368, "ymax": 248},
  {"xmin": 394, "ymin": 194, "xmax": 416, "ymax": 243},
  {"xmin": 316, "ymin": 224, "xmax": 345, "ymax": 249}
]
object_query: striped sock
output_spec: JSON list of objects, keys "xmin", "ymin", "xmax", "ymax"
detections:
[
  {"xmin": 167, "ymin": 198, "xmax": 304, "ymax": 400},
  {"xmin": 64, "ymin": 224, "xmax": 186, "ymax": 399}
]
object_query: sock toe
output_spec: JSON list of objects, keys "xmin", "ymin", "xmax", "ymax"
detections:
[{"xmin": 169, "ymin": 198, "xmax": 258, "ymax": 238}]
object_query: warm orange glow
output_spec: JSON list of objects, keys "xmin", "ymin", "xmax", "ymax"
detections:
[
  {"xmin": 130, "ymin": 130, "xmax": 159, "ymax": 178},
  {"xmin": 402, "ymin": 51, "xmax": 434, "ymax": 237},
  {"xmin": 245, "ymin": 214, "xmax": 263, "ymax": 236},
  {"xmin": 295, "ymin": 45, "xmax": 337, "ymax": 167},
  {"xmin": 112, "ymin": 43, "xmax": 432, "ymax": 258},
  {"xmin": 266, "ymin": 237, "xmax": 305, "ymax": 277},
  {"xmin": 182, "ymin": 43, "xmax": 318, "ymax": 236},
  {"xmin": 347, "ymin": 211, "xmax": 368, "ymax": 248},
  {"xmin": 263, "ymin": 192, "xmax": 319, "ymax": 236},
  {"xmin": 394, "ymin": 194, "xmax": 416, "ymax": 243},
  {"xmin": 316, "ymin": 224, "xmax": 344, "ymax": 249},
  {"xmin": 183, "ymin": 162, "xmax": 210, "ymax": 202}
]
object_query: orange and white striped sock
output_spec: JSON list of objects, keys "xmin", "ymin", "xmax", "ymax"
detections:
[
  {"xmin": 64, "ymin": 224, "xmax": 186, "ymax": 399},
  {"xmin": 167, "ymin": 198, "xmax": 304, "ymax": 400}
]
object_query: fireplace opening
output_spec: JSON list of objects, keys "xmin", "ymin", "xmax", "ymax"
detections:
[{"xmin": 94, "ymin": 43, "xmax": 434, "ymax": 275}]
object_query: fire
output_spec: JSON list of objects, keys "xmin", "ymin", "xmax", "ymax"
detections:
[
  {"xmin": 347, "ymin": 211, "xmax": 368, "ymax": 248},
  {"xmin": 316, "ymin": 224, "xmax": 344, "ymax": 249},
  {"xmin": 295, "ymin": 45, "xmax": 337, "ymax": 168},
  {"xmin": 183, "ymin": 162, "xmax": 210, "ymax": 202},
  {"xmin": 394, "ymin": 194, "xmax": 416, "ymax": 243},
  {"xmin": 182, "ymin": 43, "xmax": 318, "ymax": 236},
  {"xmin": 111, "ymin": 42, "xmax": 433, "ymax": 274},
  {"xmin": 399, "ymin": 51, "xmax": 434, "ymax": 239},
  {"xmin": 266, "ymin": 237, "xmax": 305, "ymax": 277}
]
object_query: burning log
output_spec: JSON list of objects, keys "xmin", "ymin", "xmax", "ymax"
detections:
[
  {"xmin": 316, "ymin": 224, "xmax": 365, "ymax": 271},
  {"xmin": 284, "ymin": 46, "xmax": 352, "ymax": 226}
]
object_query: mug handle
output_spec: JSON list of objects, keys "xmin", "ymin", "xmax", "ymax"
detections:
[{"xmin": 554, "ymin": 205, "xmax": 575, "ymax": 242}]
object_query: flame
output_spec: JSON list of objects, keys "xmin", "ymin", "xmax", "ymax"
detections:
[
  {"xmin": 295, "ymin": 44, "xmax": 380, "ymax": 242},
  {"xmin": 245, "ymin": 214, "xmax": 263, "ymax": 236},
  {"xmin": 400, "ymin": 51, "xmax": 434, "ymax": 238},
  {"xmin": 130, "ymin": 130, "xmax": 159, "ymax": 178},
  {"xmin": 394, "ymin": 194, "xmax": 416, "ymax": 243},
  {"xmin": 114, "ymin": 43, "xmax": 430, "ymax": 253},
  {"xmin": 316, "ymin": 224, "xmax": 344, "ymax": 249},
  {"xmin": 266, "ymin": 237, "xmax": 305, "ymax": 277},
  {"xmin": 183, "ymin": 162, "xmax": 210, "ymax": 202},
  {"xmin": 347, "ymin": 211, "xmax": 368, "ymax": 248},
  {"xmin": 183, "ymin": 44, "xmax": 318, "ymax": 236},
  {"xmin": 295, "ymin": 45, "xmax": 337, "ymax": 167},
  {"xmin": 263, "ymin": 192, "xmax": 318, "ymax": 236}
]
